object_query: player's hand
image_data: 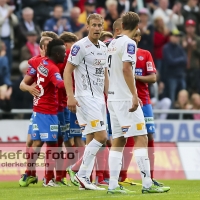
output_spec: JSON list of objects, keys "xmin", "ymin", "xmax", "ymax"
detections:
[
  {"xmin": 67, "ymin": 96, "xmax": 80, "ymax": 113},
  {"xmin": 28, "ymin": 83, "xmax": 40, "ymax": 97},
  {"xmin": 138, "ymin": 98, "xmax": 143, "ymax": 107},
  {"xmin": 129, "ymin": 96, "xmax": 139, "ymax": 112}
]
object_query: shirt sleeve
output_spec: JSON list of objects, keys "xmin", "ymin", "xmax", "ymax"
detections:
[
  {"xmin": 49, "ymin": 67, "xmax": 65, "ymax": 89},
  {"xmin": 67, "ymin": 42, "xmax": 85, "ymax": 67},
  {"xmin": 121, "ymin": 40, "xmax": 136, "ymax": 64},
  {"xmin": 27, "ymin": 58, "xmax": 37, "ymax": 77},
  {"xmin": 145, "ymin": 51, "xmax": 156, "ymax": 74}
]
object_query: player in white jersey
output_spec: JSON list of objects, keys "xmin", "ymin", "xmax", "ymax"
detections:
[
  {"xmin": 107, "ymin": 12, "xmax": 170, "ymax": 194},
  {"xmin": 64, "ymin": 13, "xmax": 108, "ymax": 190}
]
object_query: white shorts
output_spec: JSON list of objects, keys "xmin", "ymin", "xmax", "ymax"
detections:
[
  {"xmin": 108, "ymin": 101, "xmax": 147, "ymax": 139},
  {"xmin": 76, "ymin": 96, "xmax": 107, "ymax": 135}
]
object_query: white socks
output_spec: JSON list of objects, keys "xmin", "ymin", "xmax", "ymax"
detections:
[
  {"xmin": 78, "ymin": 139, "xmax": 103, "ymax": 178},
  {"xmin": 108, "ymin": 151, "xmax": 123, "ymax": 190},
  {"xmin": 134, "ymin": 148, "xmax": 152, "ymax": 188}
]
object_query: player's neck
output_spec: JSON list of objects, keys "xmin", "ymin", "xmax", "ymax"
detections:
[
  {"xmin": 88, "ymin": 35, "xmax": 99, "ymax": 45},
  {"xmin": 121, "ymin": 30, "xmax": 134, "ymax": 39}
]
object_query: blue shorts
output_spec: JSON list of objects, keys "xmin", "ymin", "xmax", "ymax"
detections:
[
  {"xmin": 27, "ymin": 113, "xmax": 33, "ymax": 134},
  {"xmin": 57, "ymin": 111, "xmax": 66, "ymax": 138},
  {"xmin": 31, "ymin": 112, "xmax": 58, "ymax": 142},
  {"xmin": 69, "ymin": 112, "xmax": 82, "ymax": 137},
  {"xmin": 63, "ymin": 107, "xmax": 70, "ymax": 141},
  {"xmin": 107, "ymin": 112, "xmax": 112, "ymax": 135},
  {"xmin": 141, "ymin": 104, "xmax": 155, "ymax": 134}
]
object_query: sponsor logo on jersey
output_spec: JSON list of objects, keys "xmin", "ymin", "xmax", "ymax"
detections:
[
  {"xmin": 135, "ymin": 68, "xmax": 143, "ymax": 76},
  {"xmin": 91, "ymin": 120, "xmax": 100, "ymax": 128},
  {"xmin": 136, "ymin": 123, "xmax": 145, "ymax": 131},
  {"xmin": 108, "ymin": 47, "xmax": 117, "ymax": 52},
  {"xmin": 138, "ymin": 56, "xmax": 144, "ymax": 61},
  {"xmin": 94, "ymin": 59, "xmax": 106, "ymax": 66},
  {"xmin": 30, "ymin": 67, "xmax": 36, "ymax": 75},
  {"xmin": 127, "ymin": 43, "xmax": 135, "ymax": 54},
  {"xmin": 95, "ymin": 67, "xmax": 104, "ymax": 75},
  {"xmin": 97, "ymin": 53, "xmax": 102, "ymax": 55},
  {"xmin": 50, "ymin": 125, "xmax": 58, "ymax": 132},
  {"xmin": 38, "ymin": 65, "xmax": 49, "ymax": 77},
  {"xmin": 54, "ymin": 73, "xmax": 62, "ymax": 81},
  {"xmin": 40, "ymin": 133, "xmax": 48, "ymax": 139},
  {"xmin": 32, "ymin": 124, "xmax": 39, "ymax": 130},
  {"xmin": 108, "ymin": 91, "xmax": 114, "ymax": 94},
  {"xmin": 52, "ymin": 134, "xmax": 57, "ymax": 139},
  {"xmin": 71, "ymin": 45, "xmax": 80, "ymax": 56},
  {"xmin": 85, "ymin": 44, "xmax": 92, "ymax": 48},
  {"xmin": 146, "ymin": 62, "xmax": 153, "ymax": 71},
  {"xmin": 122, "ymin": 126, "xmax": 130, "ymax": 133}
]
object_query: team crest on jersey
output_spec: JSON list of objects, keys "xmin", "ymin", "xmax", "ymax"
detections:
[
  {"xmin": 127, "ymin": 43, "xmax": 135, "ymax": 54},
  {"xmin": 146, "ymin": 62, "xmax": 153, "ymax": 71},
  {"xmin": 71, "ymin": 45, "xmax": 80, "ymax": 56},
  {"xmin": 54, "ymin": 73, "xmax": 62, "ymax": 81},
  {"xmin": 43, "ymin": 60, "xmax": 48, "ymax": 65},
  {"xmin": 38, "ymin": 65, "xmax": 49, "ymax": 77},
  {"xmin": 138, "ymin": 56, "xmax": 144, "ymax": 61}
]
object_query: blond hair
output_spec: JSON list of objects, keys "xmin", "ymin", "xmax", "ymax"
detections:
[{"xmin": 87, "ymin": 13, "xmax": 104, "ymax": 25}]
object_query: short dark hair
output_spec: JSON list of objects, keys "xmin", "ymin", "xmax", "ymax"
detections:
[
  {"xmin": 122, "ymin": 12, "xmax": 140, "ymax": 31},
  {"xmin": 46, "ymin": 39, "xmax": 65, "ymax": 57},
  {"xmin": 41, "ymin": 31, "xmax": 58, "ymax": 39},
  {"xmin": 113, "ymin": 18, "xmax": 122, "ymax": 31},
  {"xmin": 59, "ymin": 32, "xmax": 78, "ymax": 43}
]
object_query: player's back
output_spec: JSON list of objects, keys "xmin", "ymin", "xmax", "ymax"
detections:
[
  {"xmin": 30, "ymin": 57, "xmax": 62, "ymax": 114},
  {"xmin": 107, "ymin": 35, "xmax": 137, "ymax": 101}
]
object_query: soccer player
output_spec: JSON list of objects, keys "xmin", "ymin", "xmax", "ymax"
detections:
[
  {"xmin": 106, "ymin": 12, "xmax": 169, "ymax": 194},
  {"xmin": 133, "ymin": 29, "xmax": 165, "ymax": 187},
  {"xmin": 19, "ymin": 39, "xmax": 66, "ymax": 187},
  {"xmin": 64, "ymin": 13, "xmax": 108, "ymax": 190}
]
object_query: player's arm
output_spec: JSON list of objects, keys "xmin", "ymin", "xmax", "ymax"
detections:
[
  {"xmin": 123, "ymin": 62, "xmax": 139, "ymax": 112},
  {"xmin": 122, "ymin": 42, "xmax": 138, "ymax": 112},
  {"xmin": 104, "ymin": 67, "xmax": 109, "ymax": 96},
  {"xmin": 135, "ymin": 73, "xmax": 156, "ymax": 83},
  {"xmin": 19, "ymin": 75, "xmax": 40, "ymax": 97},
  {"xmin": 64, "ymin": 62, "xmax": 79, "ymax": 113}
]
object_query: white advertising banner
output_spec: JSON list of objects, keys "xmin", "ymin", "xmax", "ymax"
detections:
[{"xmin": 177, "ymin": 142, "xmax": 200, "ymax": 180}]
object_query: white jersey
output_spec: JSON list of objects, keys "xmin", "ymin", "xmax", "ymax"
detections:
[
  {"xmin": 107, "ymin": 35, "xmax": 137, "ymax": 101},
  {"xmin": 68, "ymin": 36, "xmax": 107, "ymax": 100}
]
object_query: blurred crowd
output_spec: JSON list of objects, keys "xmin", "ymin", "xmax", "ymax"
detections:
[{"xmin": 0, "ymin": 0, "xmax": 200, "ymax": 120}]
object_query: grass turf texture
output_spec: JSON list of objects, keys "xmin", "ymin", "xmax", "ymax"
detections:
[{"xmin": 0, "ymin": 180, "xmax": 199, "ymax": 200}]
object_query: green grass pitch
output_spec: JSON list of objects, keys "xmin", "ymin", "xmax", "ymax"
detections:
[{"xmin": 0, "ymin": 180, "xmax": 199, "ymax": 200}]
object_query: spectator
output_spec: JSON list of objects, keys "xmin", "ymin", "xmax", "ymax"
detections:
[
  {"xmin": 11, "ymin": 60, "xmax": 33, "ymax": 112},
  {"xmin": 191, "ymin": 93, "xmax": 200, "ymax": 119},
  {"xmin": 99, "ymin": 31, "xmax": 113, "ymax": 41},
  {"xmin": 163, "ymin": 29, "xmax": 187, "ymax": 104},
  {"xmin": 138, "ymin": 8, "xmax": 154, "ymax": 54},
  {"xmin": 181, "ymin": 19, "xmax": 200, "ymax": 94},
  {"xmin": 43, "ymin": 5, "xmax": 72, "ymax": 35},
  {"xmin": 68, "ymin": 7, "xmax": 86, "ymax": 39},
  {"xmin": 0, "ymin": 0, "xmax": 18, "ymax": 70},
  {"xmin": 78, "ymin": 0, "xmax": 96, "ymax": 25},
  {"xmin": 20, "ymin": 31, "xmax": 40, "ymax": 62},
  {"xmin": 21, "ymin": 0, "xmax": 56, "ymax": 28},
  {"xmin": 105, "ymin": 0, "xmax": 119, "ymax": 31},
  {"xmin": 0, "ymin": 40, "xmax": 12, "ymax": 112},
  {"xmin": 182, "ymin": 0, "xmax": 200, "ymax": 34},
  {"xmin": 150, "ymin": 74, "xmax": 171, "ymax": 119},
  {"xmin": 168, "ymin": 89, "xmax": 193, "ymax": 119},
  {"xmin": 17, "ymin": 7, "xmax": 41, "ymax": 47},
  {"xmin": 153, "ymin": 0, "xmax": 184, "ymax": 31},
  {"xmin": 96, "ymin": 7, "xmax": 109, "ymax": 31},
  {"xmin": 153, "ymin": 17, "xmax": 169, "ymax": 78},
  {"xmin": 117, "ymin": 0, "xmax": 136, "ymax": 15}
]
